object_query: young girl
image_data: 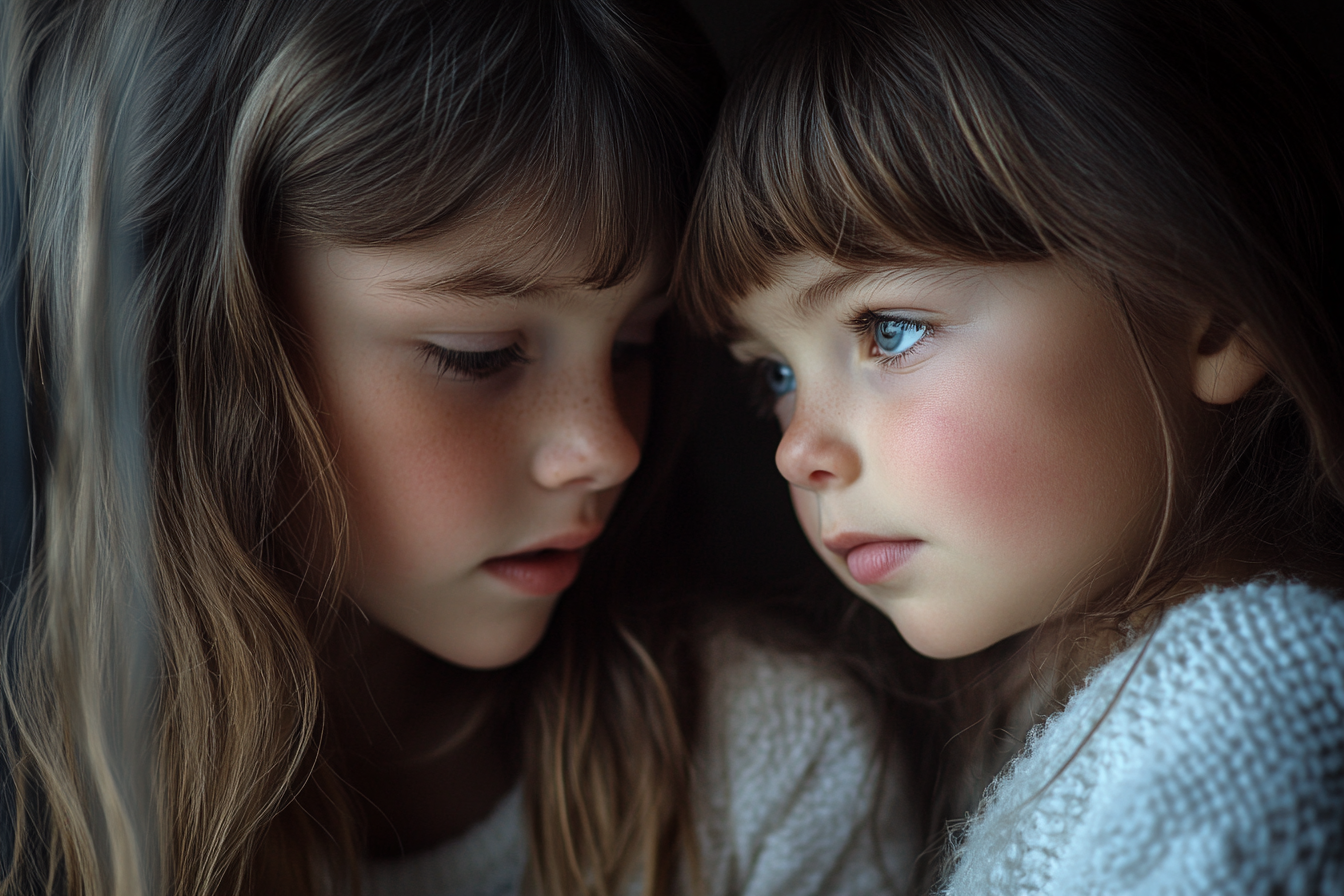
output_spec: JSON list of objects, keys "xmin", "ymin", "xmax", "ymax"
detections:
[
  {"xmin": 678, "ymin": 0, "xmax": 1344, "ymax": 891},
  {"xmin": 1, "ymin": 0, "xmax": 912, "ymax": 893}
]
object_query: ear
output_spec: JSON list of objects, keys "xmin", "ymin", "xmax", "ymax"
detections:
[{"xmin": 1190, "ymin": 312, "xmax": 1267, "ymax": 405}]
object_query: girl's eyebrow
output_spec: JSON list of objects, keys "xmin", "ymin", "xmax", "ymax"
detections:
[
  {"xmin": 792, "ymin": 265, "xmax": 973, "ymax": 316},
  {"xmin": 389, "ymin": 268, "xmax": 563, "ymax": 307},
  {"xmin": 793, "ymin": 270, "xmax": 875, "ymax": 316},
  {"xmin": 388, "ymin": 265, "xmax": 671, "ymax": 309}
]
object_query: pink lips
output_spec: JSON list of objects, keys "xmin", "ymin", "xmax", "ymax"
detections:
[
  {"xmin": 825, "ymin": 536, "xmax": 922, "ymax": 585},
  {"xmin": 482, "ymin": 550, "xmax": 584, "ymax": 596},
  {"xmin": 482, "ymin": 529, "xmax": 602, "ymax": 597}
]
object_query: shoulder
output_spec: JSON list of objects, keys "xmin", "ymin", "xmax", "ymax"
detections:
[
  {"xmin": 952, "ymin": 580, "xmax": 1344, "ymax": 895},
  {"xmin": 1150, "ymin": 577, "xmax": 1344, "ymax": 666},
  {"xmin": 693, "ymin": 631, "xmax": 915, "ymax": 896},
  {"xmin": 699, "ymin": 630, "xmax": 876, "ymax": 768},
  {"xmin": 697, "ymin": 630, "xmax": 886, "ymax": 823},
  {"xmin": 1048, "ymin": 579, "xmax": 1344, "ymax": 750},
  {"xmin": 1087, "ymin": 581, "xmax": 1344, "ymax": 890},
  {"xmin": 1126, "ymin": 580, "xmax": 1344, "ymax": 766}
]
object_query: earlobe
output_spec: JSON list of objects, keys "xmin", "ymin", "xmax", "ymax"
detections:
[{"xmin": 1190, "ymin": 315, "xmax": 1267, "ymax": 405}]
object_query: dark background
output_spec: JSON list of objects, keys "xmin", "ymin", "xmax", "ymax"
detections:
[{"xmin": 680, "ymin": 0, "xmax": 1344, "ymax": 82}]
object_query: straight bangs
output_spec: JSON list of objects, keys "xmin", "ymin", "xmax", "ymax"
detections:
[
  {"xmin": 678, "ymin": 0, "xmax": 1339, "ymax": 342},
  {"xmin": 254, "ymin": 0, "xmax": 715, "ymax": 287},
  {"xmin": 678, "ymin": 0, "xmax": 1062, "ymax": 333}
]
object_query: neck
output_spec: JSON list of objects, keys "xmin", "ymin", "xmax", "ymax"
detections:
[{"xmin": 325, "ymin": 617, "xmax": 520, "ymax": 858}]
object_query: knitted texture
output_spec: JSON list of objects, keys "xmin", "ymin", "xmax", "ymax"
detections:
[
  {"xmin": 943, "ymin": 580, "xmax": 1344, "ymax": 896},
  {"xmin": 364, "ymin": 633, "xmax": 915, "ymax": 895},
  {"xmin": 693, "ymin": 633, "xmax": 914, "ymax": 895}
]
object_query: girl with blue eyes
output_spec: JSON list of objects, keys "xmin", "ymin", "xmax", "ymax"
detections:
[
  {"xmin": 679, "ymin": 0, "xmax": 1344, "ymax": 891},
  {"xmin": 1, "ymin": 0, "xmax": 909, "ymax": 893},
  {"xmin": 759, "ymin": 316, "xmax": 925, "ymax": 409}
]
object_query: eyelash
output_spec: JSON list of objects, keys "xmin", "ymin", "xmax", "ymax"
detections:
[
  {"xmin": 846, "ymin": 310, "xmax": 934, "ymax": 366},
  {"xmin": 419, "ymin": 343, "xmax": 530, "ymax": 381}
]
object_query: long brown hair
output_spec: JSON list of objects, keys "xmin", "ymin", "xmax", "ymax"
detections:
[
  {"xmin": 2, "ymin": 0, "xmax": 718, "ymax": 892},
  {"xmin": 675, "ymin": 0, "xmax": 1344, "ymax": 883}
]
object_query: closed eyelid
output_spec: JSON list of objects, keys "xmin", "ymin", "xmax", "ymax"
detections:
[
  {"xmin": 423, "ymin": 332, "xmax": 520, "ymax": 352},
  {"xmin": 418, "ymin": 342, "xmax": 529, "ymax": 381}
]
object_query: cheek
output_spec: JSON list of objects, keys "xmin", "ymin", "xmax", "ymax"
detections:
[
  {"xmin": 328, "ymin": 367, "xmax": 520, "ymax": 575},
  {"xmin": 877, "ymin": 339, "xmax": 1162, "ymax": 564},
  {"xmin": 897, "ymin": 407, "xmax": 1100, "ymax": 550}
]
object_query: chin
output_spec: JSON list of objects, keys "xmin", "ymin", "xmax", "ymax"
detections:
[
  {"xmin": 423, "ymin": 602, "xmax": 558, "ymax": 670},
  {"xmin": 867, "ymin": 594, "xmax": 1005, "ymax": 660}
]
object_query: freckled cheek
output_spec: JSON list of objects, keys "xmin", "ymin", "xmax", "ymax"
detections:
[{"xmin": 328, "ymin": 367, "xmax": 523, "ymax": 574}]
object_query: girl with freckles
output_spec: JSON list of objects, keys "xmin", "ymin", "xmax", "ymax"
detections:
[
  {"xmin": 677, "ymin": 0, "xmax": 1344, "ymax": 891},
  {"xmin": 0, "ymin": 0, "xmax": 911, "ymax": 893}
]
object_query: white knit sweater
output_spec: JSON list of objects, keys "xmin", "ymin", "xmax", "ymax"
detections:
[
  {"xmin": 943, "ymin": 580, "xmax": 1344, "ymax": 895},
  {"xmin": 364, "ymin": 634, "xmax": 916, "ymax": 896}
]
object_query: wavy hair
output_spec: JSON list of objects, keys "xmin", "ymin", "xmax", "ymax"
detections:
[
  {"xmin": 2, "ymin": 0, "xmax": 718, "ymax": 892},
  {"xmin": 675, "ymin": 0, "xmax": 1344, "ymax": 883}
]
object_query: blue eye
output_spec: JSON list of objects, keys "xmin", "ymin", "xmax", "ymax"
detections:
[
  {"xmin": 764, "ymin": 360, "xmax": 796, "ymax": 396},
  {"xmin": 874, "ymin": 318, "xmax": 927, "ymax": 356},
  {"xmin": 747, "ymin": 358, "xmax": 797, "ymax": 418}
]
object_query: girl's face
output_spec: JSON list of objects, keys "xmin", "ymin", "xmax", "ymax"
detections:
[
  {"xmin": 286, "ymin": 230, "xmax": 667, "ymax": 669},
  {"xmin": 730, "ymin": 257, "xmax": 1174, "ymax": 658}
]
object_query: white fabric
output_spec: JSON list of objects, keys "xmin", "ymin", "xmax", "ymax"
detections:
[
  {"xmin": 943, "ymin": 580, "xmax": 1344, "ymax": 896},
  {"xmin": 365, "ymin": 634, "xmax": 915, "ymax": 895}
]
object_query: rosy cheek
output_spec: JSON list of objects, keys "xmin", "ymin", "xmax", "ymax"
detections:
[
  {"xmin": 332, "ymin": 369, "xmax": 514, "ymax": 577},
  {"xmin": 878, "ymin": 368, "xmax": 1147, "ymax": 559},
  {"xmin": 887, "ymin": 403, "xmax": 1060, "ymax": 549}
]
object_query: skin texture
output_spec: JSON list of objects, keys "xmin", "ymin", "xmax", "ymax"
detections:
[
  {"xmin": 285, "ymin": 230, "xmax": 666, "ymax": 671},
  {"xmin": 284, "ymin": 229, "xmax": 667, "ymax": 850},
  {"xmin": 731, "ymin": 256, "xmax": 1260, "ymax": 659}
]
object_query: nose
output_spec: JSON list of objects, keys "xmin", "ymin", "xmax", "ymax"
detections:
[
  {"xmin": 530, "ymin": 368, "xmax": 642, "ymax": 492},
  {"xmin": 775, "ymin": 394, "xmax": 861, "ymax": 490}
]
